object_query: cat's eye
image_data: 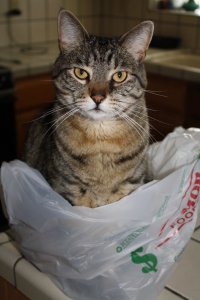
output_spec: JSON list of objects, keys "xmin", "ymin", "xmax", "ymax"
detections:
[
  {"xmin": 74, "ymin": 68, "xmax": 89, "ymax": 80},
  {"xmin": 112, "ymin": 71, "xmax": 127, "ymax": 83}
]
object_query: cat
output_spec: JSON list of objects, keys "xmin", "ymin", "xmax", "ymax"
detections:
[{"xmin": 24, "ymin": 9, "xmax": 154, "ymax": 208}]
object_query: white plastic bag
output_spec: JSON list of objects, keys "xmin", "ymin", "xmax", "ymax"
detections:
[{"xmin": 1, "ymin": 127, "xmax": 200, "ymax": 300}]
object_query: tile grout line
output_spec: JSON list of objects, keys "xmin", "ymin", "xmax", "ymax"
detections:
[
  {"xmin": 165, "ymin": 287, "xmax": 190, "ymax": 300},
  {"xmin": 191, "ymin": 237, "xmax": 200, "ymax": 243},
  {"xmin": 0, "ymin": 239, "xmax": 12, "ymax": 246},
  {"xmin": 44, "ymin": 0, "xmax": 48, "ymax": 44},
  {"xmin": 13, "ymin": 256, "xmax": 24, "ymax": 288},
  {"xmin": 194, "ymin": 224, "xmax": 200, "ymax": 231}
]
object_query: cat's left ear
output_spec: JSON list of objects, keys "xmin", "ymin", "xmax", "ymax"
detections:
[
  {"xmin": 58, "ymin": 9, "xmax": 89, "ymax": 51},
  {"xmin": 119, "ymin": 21, "xmax": 154, "ymax": 61}
]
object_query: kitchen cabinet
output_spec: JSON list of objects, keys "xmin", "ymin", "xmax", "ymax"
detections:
[
  {"xmin": 0, "ymin": 276, "xmax": 28, "ymax": 300},
  {"xmin": 15, "ymin": 73, "xmax": 55, "ymax": 157},
  {"xmin": 146, "ymin": 73, "xmax": 200, "ymax": 141},
  {"xmin": 185, "ymin": 82, "xmax": 200, "ymax": 128}
]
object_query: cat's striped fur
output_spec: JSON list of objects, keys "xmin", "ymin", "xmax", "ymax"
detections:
[{"xmin": 24, "ymin": 10, "xmax": 154, "ymax": 207}]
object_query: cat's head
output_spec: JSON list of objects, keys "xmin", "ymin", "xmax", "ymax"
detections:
[{"xmin": 53, "ymin": 9, "xmax": 154, "ymax": 121}]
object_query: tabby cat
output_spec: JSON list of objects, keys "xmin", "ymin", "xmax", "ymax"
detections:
[{"xmin": 24, "ymin": 9, "xmax": 154, "ymax": 208}]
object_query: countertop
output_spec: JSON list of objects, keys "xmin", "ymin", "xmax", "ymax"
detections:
[
  {"xmin": 0, "ymin": 42, "xmax": 200, "ymax": 83},
  {"xmin": 0, "ymin": 42, "xmax": 59, "ymax": 79},
  {"xmin": 145, "ymin": 48, "xmax": 200, "ymax": 83}
]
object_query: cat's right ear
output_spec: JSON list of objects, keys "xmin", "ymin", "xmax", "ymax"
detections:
[
  {"xmin": 58, "ymin": 9, "xmax": 89, "ymax": 52},
  {"xmin": 119, "ymin": 21, "xmax": 154, "ymax": 62}
]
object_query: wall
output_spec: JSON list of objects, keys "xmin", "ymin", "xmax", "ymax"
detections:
[
  {"xmin": 0, "ymin": 0, "xmax": 200, "ymax": 51},
  {"xmin": 99, "ymin": 0, "xmax": 200, "ymax": 51},
  {"xmin": 0, "ymin": 0, "xmax": 101, "ymax": 48}
]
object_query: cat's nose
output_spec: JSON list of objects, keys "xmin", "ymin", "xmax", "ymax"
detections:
[{"xmin": 91, "ymin": 93, "xmax": 106, "ymax": 105}]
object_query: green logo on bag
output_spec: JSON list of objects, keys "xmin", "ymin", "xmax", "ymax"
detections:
[
  {"xmin": 116, "ymin": 226, "xmax": 149, "ymax": 253},
  {"xmin": 131, "ymin": 247, "xmax": 158, "ymax": 273}
]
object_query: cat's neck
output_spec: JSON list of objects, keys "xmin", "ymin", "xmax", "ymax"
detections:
[
  {"xmin": 55, "ymin": 112, "xmax": 146, "ymax": 156},
  {"xmin": 57, "ymin": 113, "xmax": 143, "ymax": 156},
  {"xmin": 68, "ymin": 114, "xmax": 133, "ymax": 140}
]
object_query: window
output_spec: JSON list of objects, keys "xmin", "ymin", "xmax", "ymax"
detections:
[
  {"xmin": 173, "ymin": 0, "xmax": 200, "ymax": 8},
  {"xmin": 149, "ymin": 0, "xmax": 200, "ymax": 15}
]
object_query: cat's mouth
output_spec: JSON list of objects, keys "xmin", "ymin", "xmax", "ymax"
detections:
[
  {"xmin": 89, "ymin": 105, "xmax": 103, "ymax": 113},
  {"xmin": 86, "ymin": 107, "xmax": 110, "ymax": 120},
  {"xmin": 81, "ymin": 98, "xmax": 114, "ymax": 120},
  {"xmin": 90, "ymin": 107, "xmax": 104, "ymax": 115},
  {"xmin": 94, "ymin": 107, "xmax": 101, "ymax": 111}
]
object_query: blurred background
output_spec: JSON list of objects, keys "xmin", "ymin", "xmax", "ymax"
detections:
[
  {"xmin": 0, "ymin": 0, "xmax": 200, "ymax": 49},
  {"xmin": 0, "ymin": 2, "xmax": 200, "ymax": 300}
]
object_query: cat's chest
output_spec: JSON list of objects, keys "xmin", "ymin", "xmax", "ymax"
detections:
[
  {"xmin": 65, "ymin": 117, "xmax": 138, "ymax": 155},
  {"xmin": 56, "ymin": 120, "xmax": 145, "ymax": 190},
  {"xmin": 66, "ymin": 132, "xmax": 139, "ymax": 180}
]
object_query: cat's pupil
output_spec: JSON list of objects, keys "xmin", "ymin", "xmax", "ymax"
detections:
[{"xmin": 117, "ymin": 72, "xmax": 122, "ymax": 78}]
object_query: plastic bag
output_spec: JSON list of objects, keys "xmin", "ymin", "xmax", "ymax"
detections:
[{"xmin": 1, "ymin": 127, "xmax": 200, "ymax": 300}]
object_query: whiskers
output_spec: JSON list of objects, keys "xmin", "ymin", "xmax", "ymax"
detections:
[
  {"xmin": 112, "ymin": 103, "xmax": 150, "ymax": 144},
  {"xmin": 32, "ymin": 104, "xmax": 68, "ymax": 123},
  {"xmin": 113, "ymin": 102, "xmax": 163, "ymax": 144},
  {"xmin": 143, "ymin": 89, "xmax": 168, "ymax": 98},
  {"xmin": 41, "ymin": 106, "xmax": 79, "ymax": 140}
]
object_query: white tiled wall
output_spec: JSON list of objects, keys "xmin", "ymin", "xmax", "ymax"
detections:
[
  {"xmin": 0, "ymin": 0, "xmax": 100, "ymax": 47},
  {"xmin": 0, "ymin": 0, "xmax": 200, "ymax": 50},
  {"xmin": 98, "ymin": 0, "xmax": 200, "ymax": 52}
]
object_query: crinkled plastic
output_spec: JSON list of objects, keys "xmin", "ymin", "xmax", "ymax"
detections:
[{"xmin": 1, "ymin": 127, "xmax": 200, "ymax": 300}]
